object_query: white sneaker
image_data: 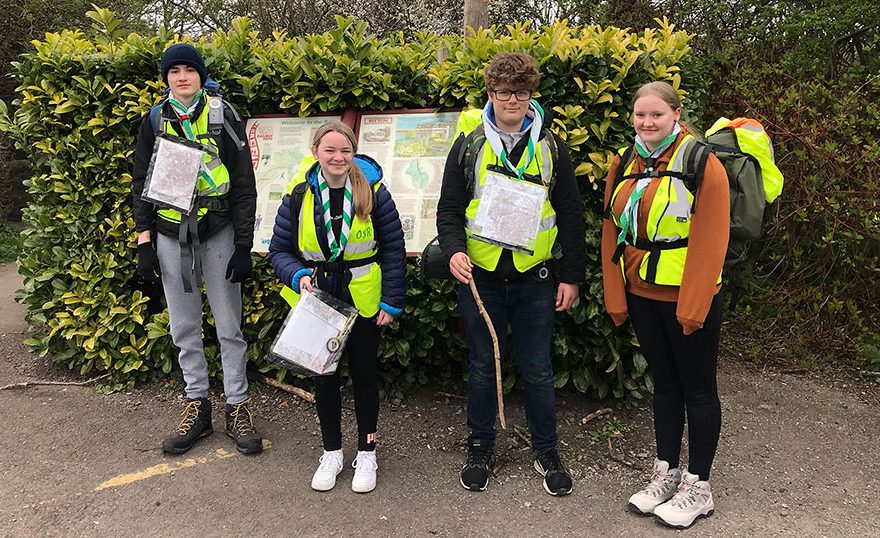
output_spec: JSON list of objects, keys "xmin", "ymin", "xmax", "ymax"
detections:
[
  {"xmin": 311, "ymin": 450, "xmax": 344, "ymax": 491},
  {"xmin": 351, "ymin": 450, "xmax": 378, "ymax": 493},
  {"xmin": 627, "ymin": 459, "xmax": 682, "ymax": 514},
  {"xmin": 653, "ymin": 471, "xmax": 715, "ymax": 528}
]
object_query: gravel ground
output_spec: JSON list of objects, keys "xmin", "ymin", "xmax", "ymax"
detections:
[{"xmin": 1, "ymin": 262, "xmax": 878, "ymax": 537}]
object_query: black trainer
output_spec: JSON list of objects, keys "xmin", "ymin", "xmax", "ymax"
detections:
[
  {"xmin": 225, "ymin": 399, "xmax": 263, "ymax": 454},
  {"xmin": 534, "ymin": 448, "xmax": 573, "ymax": 496},
  {"xmin": 162, "ymin": 398, "xmax": 212, "ymax": 454},
  {"xmin": 459, "ymin": 438, "xmax": 496, "ymax": 492}
]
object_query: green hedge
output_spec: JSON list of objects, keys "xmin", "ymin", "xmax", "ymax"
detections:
[
  {"xmin": 1, "ymin": 9, "xmax": 697, "ymax": 401},
  {"xmin": 707, "ymin": 65, "xmax": 880, "ymax": 365}
]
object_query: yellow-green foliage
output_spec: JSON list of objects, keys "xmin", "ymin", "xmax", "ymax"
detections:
[{"xmin": 1, "ymin": 9, "xmax": 694, "ymax": 401}]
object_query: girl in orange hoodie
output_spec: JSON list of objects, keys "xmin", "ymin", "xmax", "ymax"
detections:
[{"xmin": 601, "ymin": 81, "xmax": 729, "ymax": 529}]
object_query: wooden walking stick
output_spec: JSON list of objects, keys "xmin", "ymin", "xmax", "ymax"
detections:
[{"xmin": 468, "ymin": 279, "xmax": 506, "ymax": 429}]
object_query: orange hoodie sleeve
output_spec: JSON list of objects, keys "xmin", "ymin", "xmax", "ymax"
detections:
[
  {"xmin": 676, "ymin": 154, "xmax": 730, "ymax": 335},
  {"xmin": 601, "ymin": 155, "xmax": 629, "ymax": 326}
]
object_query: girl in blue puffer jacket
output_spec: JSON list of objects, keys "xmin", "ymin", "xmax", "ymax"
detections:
[{"xmin": 269, "ymin": 121, "xmax": 406, "ymax": 494}]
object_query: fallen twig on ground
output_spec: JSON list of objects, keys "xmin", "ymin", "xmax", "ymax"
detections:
[
  {"xmin": 436, "ymin": 391, "xmax": 467, "ymax": 401},
  {"xmin": 581, "ymin": 408, "xmax": 613, "ymax": 424},
  {"xmin": 251, "ymin": 373, "xmax": 315, "ymax": 403},
  {"xmin": 513, "ymin": 424, "xmax": 531, "ymax": 447},
  {"xmin": 0, "ymin": 372, "xmax": 111, "ymax": 391},
  {"xmin": 857, "ymin": 369, "xmax": 880, "ymax": 377},
  {"xmin": 607, "ymin": 439, "xmax": 640, "ymax": 470}
]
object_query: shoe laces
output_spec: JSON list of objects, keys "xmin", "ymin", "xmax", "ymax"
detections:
[
  {"xmin": 175, "ymin": 400, "xmax": 202, "ymax": 434},
  {"xmin": 669, "ymin": 480, "xmax": 705, "ymax": 508},
  {"xmin": 538, "ymin": 449, "xmax": 565, "ymax": 473},
  {"xmin": 353, "ymin": 451, "xmax": 378, "ymax": 473},
  {"xmin": 465, "ymin": 447, "xmax": 493, "ymax": 469},
  {"xmin": 229, "ymin": 401, "xmax": 254, "ymax": 436},
  {"xmin": 318, "ymin": 452, "xmax": 343, "ymax": 473},
  {"xmin": 643, "ymin": 470, "xmax": 676, "ymax": 497}
]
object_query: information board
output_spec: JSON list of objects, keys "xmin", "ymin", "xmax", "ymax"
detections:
[
  {"xmin": 357, "ymin": 111, "xmax": 461, "ymax": 254},
  {"xmin": 246, "ymin": 115, "xmax": 342, "ymax": 253}
]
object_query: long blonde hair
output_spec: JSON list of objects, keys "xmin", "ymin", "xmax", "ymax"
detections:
[{"xmin": 311, "ymin": 122, "xmax": 373, "ymax": 220}]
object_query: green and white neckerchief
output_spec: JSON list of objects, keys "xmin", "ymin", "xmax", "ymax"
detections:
[
  {"xmin": 167, "ymin": 90, "xmax": 219, "ymax": 193},
  {"xmin": 317, "ymin": 171, "xmax": 353, "ymax": 262},
  {"xmin": 481, "ymin": 99, "xmax": 544, "ymax": 179},
  {"xmin": 616, "ymin": 123, "xmax": 681, "ymax": 246}
]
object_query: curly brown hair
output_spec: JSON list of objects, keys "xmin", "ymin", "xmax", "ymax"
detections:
[{"xmin": 484, "ymin": 52, "xmax": 540, "ymax": 92}]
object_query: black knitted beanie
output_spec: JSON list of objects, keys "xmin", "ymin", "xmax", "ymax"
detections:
[{"xmin": 161, "ymin": 43, "xmax": 207, "ymax": 85}]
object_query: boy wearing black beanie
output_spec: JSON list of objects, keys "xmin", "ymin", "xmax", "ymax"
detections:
[{"xmin": 131, "ymin": 43, "xmax": 262, "ymax": 456}]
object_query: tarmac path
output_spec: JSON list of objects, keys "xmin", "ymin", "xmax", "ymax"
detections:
[{"xmin": 1, "ymin": 262, "xmax": 878, "ymax": 537}]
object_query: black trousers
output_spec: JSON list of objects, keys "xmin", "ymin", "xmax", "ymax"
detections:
[
  {"xmin": 627, "ymin": 292, "xmax": 723, "ymax": 480},
  {"xmin": 313, "ymin": 315, "xmax": 380, "ymax": 452}
]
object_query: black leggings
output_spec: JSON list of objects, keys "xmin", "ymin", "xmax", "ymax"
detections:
[
  {"xmin": 627, "ymin": 292, "xmax": 723, "ymax": 481},
  {"xmin": 313, "ymin": 315, "xmax": 380, "ymax": 452}
]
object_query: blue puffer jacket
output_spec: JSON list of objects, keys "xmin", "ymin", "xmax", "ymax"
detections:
[{"xmin": 268, "ymin": 155, "xmax": 406, "ymax": 316}]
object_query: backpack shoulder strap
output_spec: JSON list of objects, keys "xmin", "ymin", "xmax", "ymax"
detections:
[
  {"xmin": 680, "ymin": 139, "xmax": 712, "ymax": 212},
  {"xmin": 605, "ymin": 146, "xmax": 636, "ymax": 217},
  {"xmin": 542, "ymin": 128, "xmax": 560, "ymax": 193},
  {"xmin": 220, "ymin": 101, "xmax": 246, "ymax": 150},
  {"xmin": 291, "ymin": 181, "xmax": 309, "ymax": 215},
  {"xmin": 149, "ymin": 98, "xmax": 169, "ymax": 135},
  {"xmin": 290, "ymin": 182, "xmax": 309, "ymax": 258},
  {"xmin": 457, "ymin": 125, "xmax": 486, "ymax": 197}
]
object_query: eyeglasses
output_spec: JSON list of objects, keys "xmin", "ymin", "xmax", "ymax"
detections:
[{"xmin": 491, "ymin": 89, "xmax": 533, "ymax": 102}]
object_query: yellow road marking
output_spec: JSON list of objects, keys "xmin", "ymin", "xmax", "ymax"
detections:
[{"xmin": 94, "ymin": 439, "xmax": 272, "ymax": 491}]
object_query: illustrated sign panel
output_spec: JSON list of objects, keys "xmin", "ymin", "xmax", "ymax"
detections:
[
  {"xmin": 247, "ymin": 115, "xmax": 342, "ymax": 253},
  {"xmin": 357, "ymin": 111, "xmax": 461, "ymax": 254}
]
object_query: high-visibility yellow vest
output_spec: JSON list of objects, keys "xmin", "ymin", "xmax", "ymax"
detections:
[
  {"xmin": 279, "ymin": 182, "xmax": 382, "ymax": 318},
  {"xmin": 455, "ymin": 108, "xmax": 483, "ymax": 139},
  {"xmin": 464, "ymin": 137, "xmax": 557, "ymax": 272},
  {"xmin": 611, "ymin": 134, "xmax": 723, "ymax": 286},
  {"xmin": 706, "ymin": 117, "xmax": 783, "ymax": 203},
  {"xmin": 156, "ymin": 97, "xmax": 230, "ymax": 224},
  {"xmin": 285, "ymin": 154, "xmax": 317, "ymax": 194}
]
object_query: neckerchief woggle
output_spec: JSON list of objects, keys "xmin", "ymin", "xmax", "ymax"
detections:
[
  {"xmin": 616, "ymin": 122, "xmax": 682, "ymax": 246},
  {"xmin": 317, "ymin": 170, "xmax": 353, "ymax": 263},
  {"xmin": 167, "ymin": 90, "xmax": 220, "ymax": 194},
  {"xmin": 481, "ymin": 99, "xmax": 544, "ymax": 179}
]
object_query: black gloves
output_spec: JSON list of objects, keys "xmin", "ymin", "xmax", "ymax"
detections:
[
  {"xmin": 226, "ymin": 244, "xmax": 253, "ymax": 283},
  {"xmin": 137, "ymin": 242, "xmax": 161, "ymax": 283}
]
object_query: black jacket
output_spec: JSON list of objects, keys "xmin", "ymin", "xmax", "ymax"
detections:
[
  {"xmin": 436, "ymin": 127, "xmax": 586, "ymax": 283},
  {"xmin": 131, "ymin": 97, "xmax": 257, "ymax": 248}
]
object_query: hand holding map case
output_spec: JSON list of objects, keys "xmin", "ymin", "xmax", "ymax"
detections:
[
  {"xmin": 470, "ymin": 171, "xmax": 548, "ymax": 255},
  {"xmin": 141, "ymin": 134, "xmax": 207, "ymax": 215},
  {"xmin": 269, "ymin": 288, "xmax": 359, "ymax": 376}
]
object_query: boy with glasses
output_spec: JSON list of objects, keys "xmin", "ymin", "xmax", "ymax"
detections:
[{"xmin": 436, "ymin": 52, "xmax": 586, "ymax": 496}]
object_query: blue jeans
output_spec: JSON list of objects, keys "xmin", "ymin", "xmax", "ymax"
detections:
[{"xmin": 458, "ymin": 268, "xmax": 558, "ymax": 454}]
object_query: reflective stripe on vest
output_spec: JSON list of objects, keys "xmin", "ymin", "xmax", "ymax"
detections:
[
  {"xmin": 464, "ymin": 137, "xmax": 557, "ymax": 273},
  {"xmin": 282, "ymin": 182, "xmax": 382, "ymax": 317},
  {"xmin": 611, "ymin": 135, "xmax": 722, "ymax": 286}
]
